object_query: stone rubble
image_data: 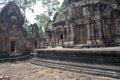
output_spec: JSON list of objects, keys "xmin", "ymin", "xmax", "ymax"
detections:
[{"xmin": 0, "ymin": 73, "xmax": 10, "ymax": 80}]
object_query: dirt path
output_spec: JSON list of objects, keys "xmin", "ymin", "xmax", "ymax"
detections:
[{"xmin": 0, "ymin": 61, "xmax": 118, "ymax": 80}]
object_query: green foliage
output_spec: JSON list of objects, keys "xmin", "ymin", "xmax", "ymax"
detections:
[
  {"xmin": 41, "ymin": 0, "xmax": 60, "ymax": 16},
  {"xmin": 23, "ymin": 21, "xmax": 30, "ymax": 31},
  {"xmin": 57, "ymin": 6, "xmax": 64, "ymax": 13},
  {"xmin": 34, "ymin": 13, "xmax": 50, "ymax": 33}
]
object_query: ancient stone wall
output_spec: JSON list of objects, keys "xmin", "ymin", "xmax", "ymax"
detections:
[
  {"xmin": 0, "ymin": 1, "xmax": 28, "ymax": 56},
  {"xmin": 28, "ymin": 23, "xmax": 41, "ymax": 49},
  {"xmin": 46, "ymin": 0, "xmax": 120, "ymax": 48}
]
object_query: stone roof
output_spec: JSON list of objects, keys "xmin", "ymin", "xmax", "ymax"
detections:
[
  {"xmin": 0, "ymin": 1, "xmax": 24, "ymax": 26},
  {"xmin": 0, "ymin": 1, "xmax": 27, "ymax": 37},
  {"xmin": 28, "ymin": 23, "xmax": 40, "ymax": 38},
  {"xmin": 53, "ymin": 12, "xmax": 66, "ymax": 26},
  {"xmin": 45, "ymin": 20, "xmax": 53, "ymax": 31}
]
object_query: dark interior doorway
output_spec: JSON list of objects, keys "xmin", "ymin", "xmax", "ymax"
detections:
[
  {"xmin": 35, "ymin": 41, "xmax": 37, "ymax": 48},
  {"xmin": 60, "ymin": 35, "xmax": 64, "ymax": 45},
  {"xmin": 60, "ymin": 35, "xmax": 63, "ymax": 39},
  {"xmin": 11, "ymin": 41, "xmax": 16, "ymax": 52}
]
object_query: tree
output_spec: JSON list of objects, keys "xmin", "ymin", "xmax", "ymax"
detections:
[
  {"xmin": 23, "ymin": 21, "xmax": 30, "ymax": 31},
  {"xmin": 41, "ymin": 0, "xmax": 60, "ymax": 16},
  {"xmin": 57, "ymin": 5, "xmax": 64, "ymax": 13},
  {"xmin": 34, "ymin": 13, "xmax": 50, "ymax": 33}
]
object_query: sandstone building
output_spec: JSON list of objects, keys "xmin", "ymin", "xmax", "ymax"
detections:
[
  {"xmin": 45, "ymin": 0, "xmax": 120, "ymax": 48},
  {"xmin": 0, "ymin": 2, "xmax": 28, "ymax": 57},
  {"xmin": 27, "ymin": 23, "xmax": 41, "ymax": 50}
]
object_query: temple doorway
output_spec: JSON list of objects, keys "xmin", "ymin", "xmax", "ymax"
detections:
[
  {"xmin": 60, "ymin": 35, "xmax": 63, "ymax": 39},
  {"xmin": 11, "ymin": 41, "xmax": 16, "ymax": 52},
  {"xmin": 60, "ymin": 35, "xmax": 63, "ymax": 45},
  {"xmin": 35, "ymin": 40, "xmax": 37, "ymax": 49}
]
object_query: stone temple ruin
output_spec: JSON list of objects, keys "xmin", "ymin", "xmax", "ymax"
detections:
[
  {"xmin": 0, "ymin": 1, "xmax": 27, "ymax": 56},
  {"xmin": 0, "ymin": 0, "xmax": 120, "ymax": 79},
  {"xmin": 0, "ymin": 0, "xmax": 120, "ymax": 56},
  {"xmin": 33, "ymin": 1, "xmax": 120, "ymax": 78},
  {"xmin": 45, "ymin": 0, "xmax": 120, "ymax": 48},
  {"xmin": 27, "ymin": 23, "xmax": 41, "ymax": 50},
  {"xmin": 0, "ymin": 1, "xmax": 41, "ymax": 57}
]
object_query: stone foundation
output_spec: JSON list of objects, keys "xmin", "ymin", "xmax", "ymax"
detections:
[{"xmin": 35, "ymin": 47, "xmax": 120, "ymax": 66}]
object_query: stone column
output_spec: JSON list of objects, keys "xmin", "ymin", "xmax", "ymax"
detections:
[
  {"xmin": 83, "ymin": 26, "xmax": 87, "ymax": 44},
  {"xmin": 106, "ymin": 18, "xmax": 112, "ymax": 43},
  {"xmin": 85, "ymin": 18, "xmax": 93, "ymax": 46},
  {"xmin": 69, "ymin": 23, "xmax": 74, "ymax": 45},
  {"xmin": 93, "ymin": 4, "xmax": 104, "ymax": 46},
  {"xmin": 86, "ymin": 24, "xmax": 92, "ymax": 45},
  {"xmin": 95, "ymin": 19, "xmax": 104, "ymax": 46},
  {"xmin": 90, "ymin": 23, "xmax": 96, "ymax": 45}
]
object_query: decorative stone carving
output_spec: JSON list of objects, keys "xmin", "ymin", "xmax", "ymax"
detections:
[
  {"xmin": 28, "ymin": 23, "xmax": 40, "ymax": 49},
  {"xmin": 45, "ymin": 0, "xmax": 120, "ymax": 48},
  {"xmin": 0, "ymin": 1, "xmax": 28, "ymax": 56}
]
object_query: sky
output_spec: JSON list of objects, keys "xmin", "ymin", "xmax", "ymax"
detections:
[{"xmin": 26, "ymin": 0, "xmax": 64, "ymax": 24}]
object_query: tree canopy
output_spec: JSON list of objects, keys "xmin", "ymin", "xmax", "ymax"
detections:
[
  {"xmin": 34, "ymin": 0, "xmax": 64, "ymax": 33},
  {"xmin": 34, "ymin": 13, "xmax": 50, "ymax": 33},
  {"xmin": 41, "ymin": 0, "xmax": 60, "ymax": 16}
]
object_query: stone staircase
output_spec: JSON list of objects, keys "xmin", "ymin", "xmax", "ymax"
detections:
[
  {"xmin": 33, "ymin": 48, "xmax": 120, "ymax": 78},
  {"xmin": 31, "ymin": 58, "xmax": 120, "ymax": 78}
]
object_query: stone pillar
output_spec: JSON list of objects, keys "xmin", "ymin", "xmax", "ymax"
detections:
[
  {"xmin": 86, "ymin": 5, "xmax": 94, "ymax": 46},
  {"xmin": 83, "ymin": 26, "xmax": 87, "ymax": 44},
  {"xmin": 105, "ymin": 18, "xmax": 112, "ymax": 43},
  {"xmin": 70, "ymin": 24, "xmax": 74, "ymax": 41},
  {"xmin": 69, "ymin": 23, "xmax": 74, "ymax": 46},
  {"xmin": 93, "ymin": 4, "xmax": 104, "ymax": 46},
  {"xmin": 90, "ymin": 23, "xmax": 96, "ymax": 45},
  {"xmin": 86, "ymin": 24, "xmax": 92, "ymax": 45},
  {"xmin": 66, "ymin": 22, "xmax": 73, "ymax": 43},
  {"xmin": 95, "ymin": 20, "xmax": 104, "ymax": 46}
]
